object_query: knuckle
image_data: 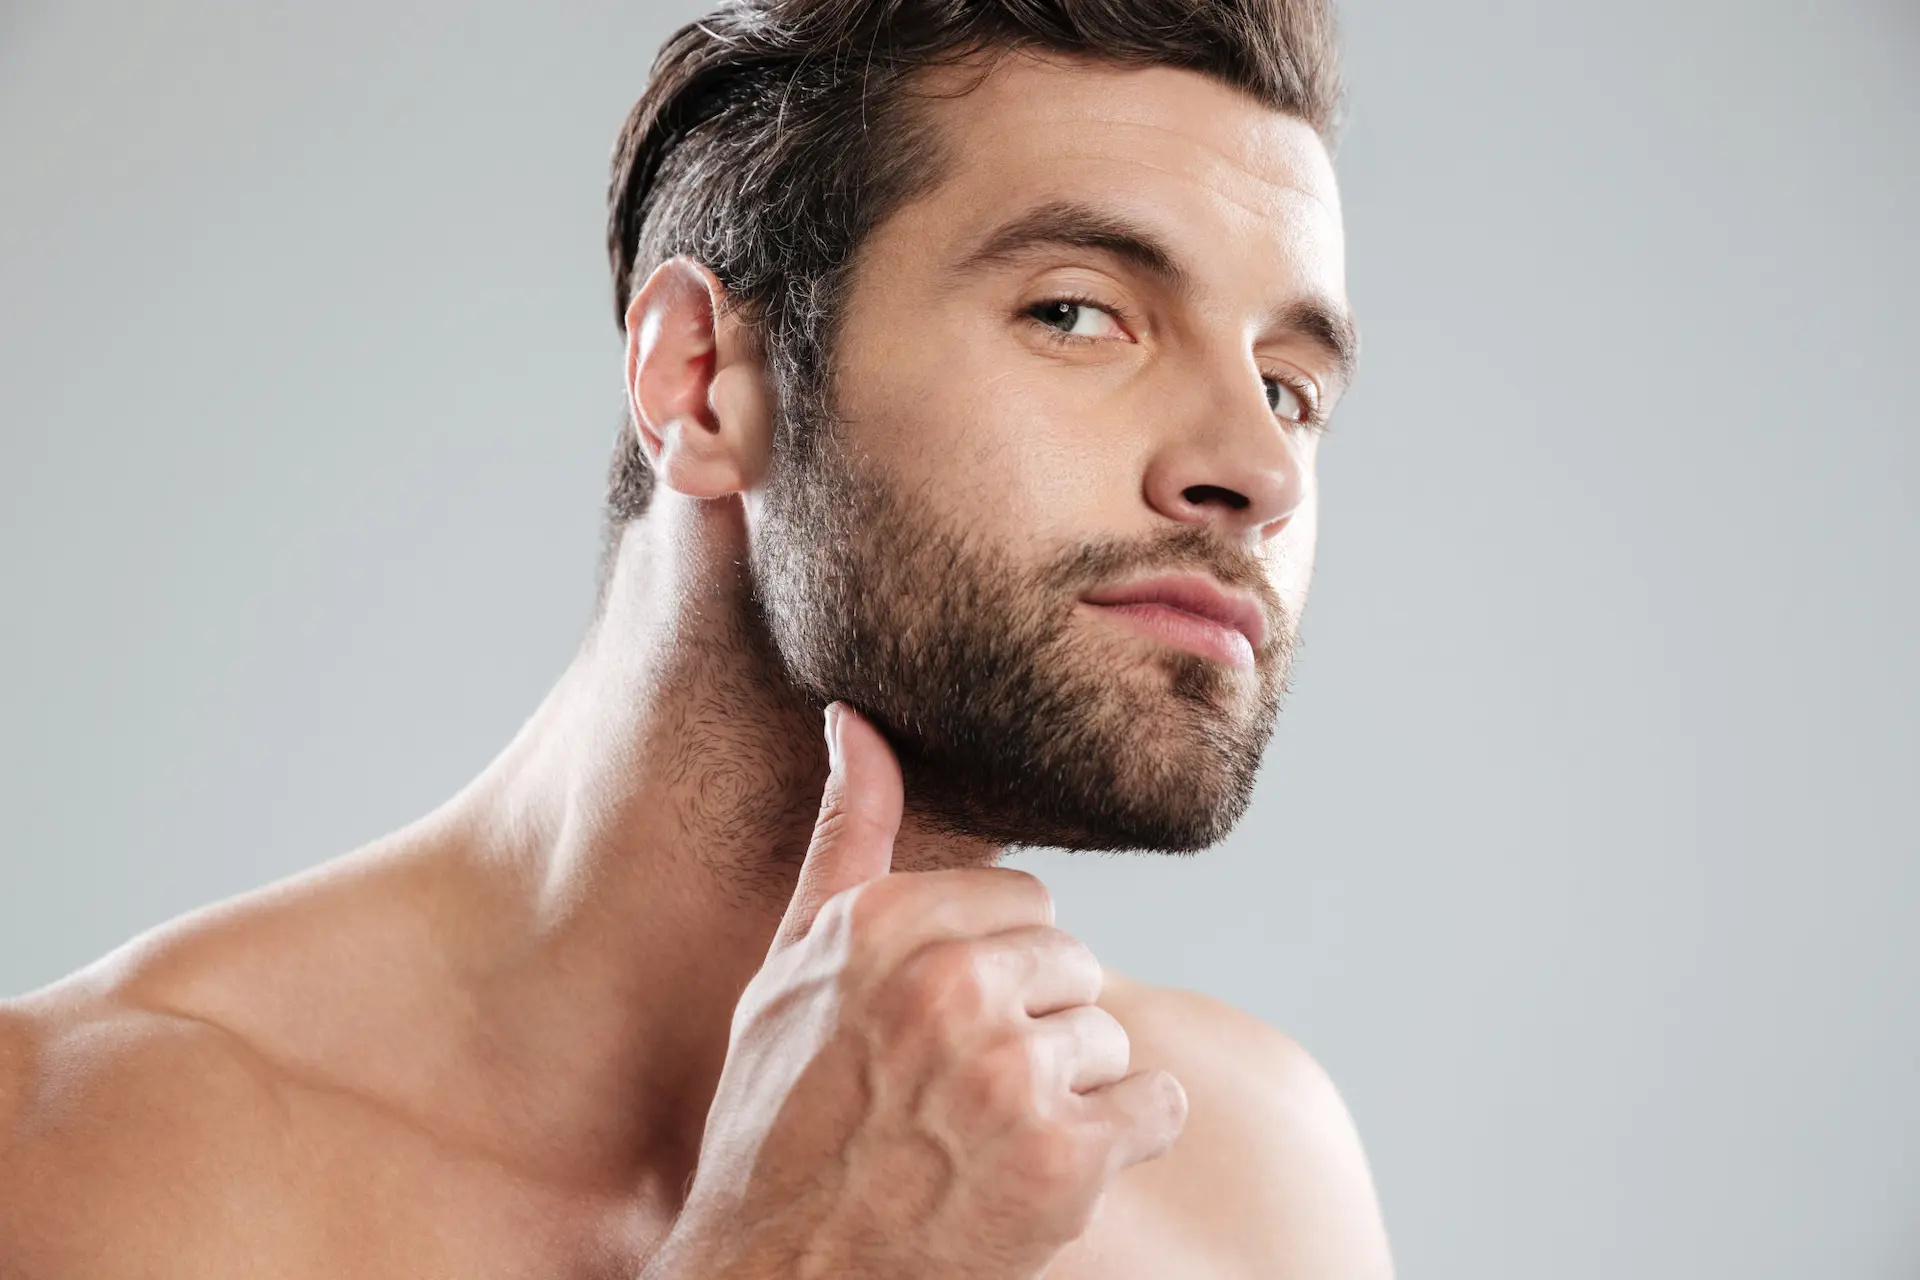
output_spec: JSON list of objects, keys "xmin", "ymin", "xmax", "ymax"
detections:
[
  {"xmin": 817, "ymin": 773, "xmax": 893, "ymax": 829},
  {"xmin": 801, "ymin": 884, "xmax": 865, "ymax": 960},
  {"xmin": 893, "ymin": 940, "xmax": 990, "ymax": 1027},
  {"xmin": 1087, "ymin": 1005, "xmax": 1130, "ymax": 1050},
  {"xmin": 1049, "ymin": 930, "xmax": 1101, "ymax": 983},
  {"xmin": 1012, "ymin": 1125, "xmax": 1097, "ymax": 1204},
  {"xmin": 834, "ymin": 877, "xmax": 878, "ymax": 930},
  {"xmin": 1119, "ymin": 1070, "xmax": 1187, "ymax": 1149},
  {"xmin": 842, "ymin": 874, "xmax": 903, "ymax": 944},
  {"xmin": 1154, "ymin": 1070, "xmax": 1191, "ymax": 1133},
  {"xmin": 960, "ymin": 1032, "xmax": 1041, "ymax": 1119},
  {"xmin": 1001, "ymin": 868, "xmax": 1055, "ymax": 923},
  {"xmin": 1059, "ymin": 1005, "xmax": 1128, "ymax": 1072},
  {"xmin": 848, "ymin": 866, "xmax": 912, "ymax": 919},
  {"xmin": 810, "ymin": 800, "xmax": 891, "ymax": 864},
  {"xmin": 811, "ymin": 881, "xmax": 858, "ymax": 930},
  {"xmin": 808, "ymin": 803, "xmax": 853, "ymax": 848}
]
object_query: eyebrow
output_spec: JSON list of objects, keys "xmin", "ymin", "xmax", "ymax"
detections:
[{"xmin": 949, "ymin": 197, "xmax": 1360, "ymax": 390}]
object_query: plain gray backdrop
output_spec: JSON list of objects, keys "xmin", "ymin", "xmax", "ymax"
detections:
[{"xmin": 2, "ymin": 1, "xmax": 1915, "ymax": 1275}]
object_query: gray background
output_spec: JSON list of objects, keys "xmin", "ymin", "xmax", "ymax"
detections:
[{"xmin": 2, "ymin": 0, "xmax": 1915, "ymax": 1275}]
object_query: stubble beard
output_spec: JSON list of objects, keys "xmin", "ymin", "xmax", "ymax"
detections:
[{"xmin": 747, "ymin": 404, "xmax": 1297, "ymax": 854}]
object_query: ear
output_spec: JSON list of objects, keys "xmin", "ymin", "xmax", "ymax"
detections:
[{"xmin": 623, "ymin": 256, "xmax": 774, "ymax": 499}]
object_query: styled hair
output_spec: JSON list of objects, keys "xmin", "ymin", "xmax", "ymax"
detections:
[{"xmin": 602, "ymin": 0, "xmax": 1342, "ymax": 540}]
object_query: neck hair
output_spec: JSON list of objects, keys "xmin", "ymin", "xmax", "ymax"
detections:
[{"xmin": 467, "ymin": 490, "xmax": 998, "ymax": 933}]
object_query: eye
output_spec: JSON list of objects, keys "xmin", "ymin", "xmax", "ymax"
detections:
[
  {"xmin": 1263, "ymin": 373, "xmax": 1319, "ymax": 427},
  {"xmin": 1026, "ymin": 297, "xmax": 1127, "ymax": 341}
]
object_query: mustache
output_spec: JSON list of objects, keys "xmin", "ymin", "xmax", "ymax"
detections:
[{"xmin": 1037, "ymin": 525, "xmax": 1296, "ymax": 658}]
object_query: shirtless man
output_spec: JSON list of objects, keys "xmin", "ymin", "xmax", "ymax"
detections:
[{"xmin": 0, "ymin": 0, "xmax": 1393, "ymax": 1273}]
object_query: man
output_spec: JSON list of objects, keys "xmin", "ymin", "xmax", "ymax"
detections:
[{"xmin": 0, "ymin": 0, "xmax": 1393, "ymax": 1272}]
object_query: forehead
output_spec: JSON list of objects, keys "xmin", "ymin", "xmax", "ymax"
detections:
[{"xmin": 880, "ymin": 50, "xmax": 1346, "ymax": 299}]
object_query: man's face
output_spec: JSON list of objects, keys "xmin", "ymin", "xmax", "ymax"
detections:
[{"xmin": 747, "ymin": 52, "xmax": 1352, "ymax": 851}]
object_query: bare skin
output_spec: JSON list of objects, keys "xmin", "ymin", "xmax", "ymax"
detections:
[{"xmin": 0, "ymin": 52, "xmax": 1392, "ymax": 1278}]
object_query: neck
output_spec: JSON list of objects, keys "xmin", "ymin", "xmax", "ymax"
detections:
[{"xmin": 431, "ymin": 491, "xmax": 998, "ymax": 1190}]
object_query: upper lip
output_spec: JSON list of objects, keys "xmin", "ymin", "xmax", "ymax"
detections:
[{"xmin": 1081, "ymin": 573, "xmax": 1269, "ymax": 652}]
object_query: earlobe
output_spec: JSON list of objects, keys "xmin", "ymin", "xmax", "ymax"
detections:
[{"xmin": 623, "ymin": 256, "xmax": 775, "ymax": 500}]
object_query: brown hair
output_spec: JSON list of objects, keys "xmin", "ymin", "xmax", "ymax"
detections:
[{"xmin": 602, "ymin": 0, "xmax": 1342, "ymax": 539}]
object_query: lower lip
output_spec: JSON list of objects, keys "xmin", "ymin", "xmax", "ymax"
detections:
[{"xmin": 1081, "ymin": 602, "xmax": 1257, "ymax": 670}]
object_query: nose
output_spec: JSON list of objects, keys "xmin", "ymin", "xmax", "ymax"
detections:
[{"xmin": 1142, "ymin": 369, "xmax": 1310, "ymax": 542}]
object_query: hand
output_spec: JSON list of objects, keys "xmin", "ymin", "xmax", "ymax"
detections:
[{"xmin": 643, "ymin": 703, "xmax": 1188, "ymax": 1279}]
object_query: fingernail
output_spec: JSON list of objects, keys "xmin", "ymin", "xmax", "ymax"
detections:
[{"xmin": 824, "ymin": 702, "xmax": 844, "ymax": 775}]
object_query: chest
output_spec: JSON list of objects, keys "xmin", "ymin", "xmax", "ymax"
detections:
[{"xmin": 170, "ymin": 1085, "xmax": 1195, "ymax": 1280}]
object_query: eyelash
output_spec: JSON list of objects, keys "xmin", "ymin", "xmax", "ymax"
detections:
[{"xmin": 1023, "ymin": 292, "xmax": 1329, "ymax": 431}]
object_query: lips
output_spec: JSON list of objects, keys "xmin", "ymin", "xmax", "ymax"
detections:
[{"xmin": 1080, "ymin": 573, "xmax": 1268, "ymax": 667}]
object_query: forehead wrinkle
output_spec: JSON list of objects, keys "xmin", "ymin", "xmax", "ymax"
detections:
[
  {"xmin": 1070, "ymin": 115, "xmax": 1341, "ymax": 222},
  {"xmin": 956, "ymin": 110, "xmax": 1339, "ymax": 232},
  {"xmin": 1094, "ymin": 151, "xmax": 1341, "ymax": 253},
  {"xmin": 939, "ymin": 134, "xmax": 1342, "ymax": 307}
]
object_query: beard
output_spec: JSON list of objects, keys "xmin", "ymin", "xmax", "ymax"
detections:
[{"xmin": 747, "ymin": 404, "xmax": 1297, "ymax": 854}]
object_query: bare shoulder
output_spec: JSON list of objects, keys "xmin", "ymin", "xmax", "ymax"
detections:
[
  {"xmin": 1098, "ymin": 970, "xmax": 1396, "ymax": 1279},
  {"xmin": 0, "ymin": 986, "xmax": 301, "ymax": 1277}
]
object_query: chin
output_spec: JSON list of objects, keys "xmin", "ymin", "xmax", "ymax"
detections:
[{"xmin": 895, "ymin": 664, "xmax": 1274, "ymax": 855}]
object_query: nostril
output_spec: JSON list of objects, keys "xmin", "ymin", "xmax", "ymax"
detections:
[{"xmin": 1182, "ymin": 484, "xmax": 1251, "ymax": 511}]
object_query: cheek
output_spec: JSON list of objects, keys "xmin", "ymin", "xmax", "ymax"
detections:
[
  {"xmin": 1268, "ymin": 473, "xmax": 1320, "ymax": 613},
  {"xmin": 836, "ymin": 320, "xmax": 1144, "ymax": 544}
]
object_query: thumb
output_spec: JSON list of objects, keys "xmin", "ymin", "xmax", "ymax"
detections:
[{"xmin": 771, "ymin": 702, "xmax": 902, "ymax": 952}]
